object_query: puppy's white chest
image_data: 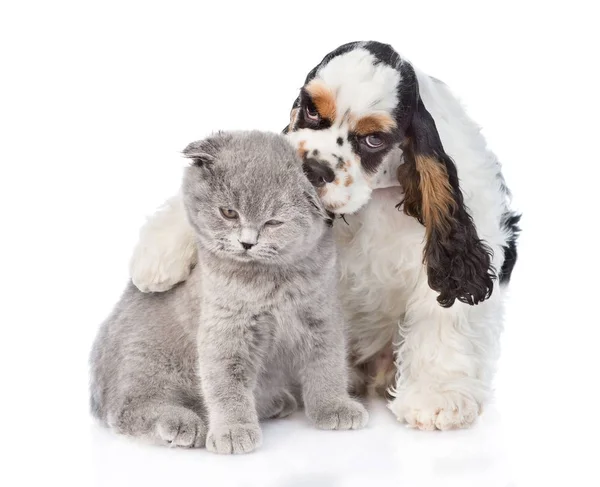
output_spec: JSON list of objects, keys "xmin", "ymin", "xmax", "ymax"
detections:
[{"xmin": 333, "ymin": 188, "xmax": 426, "ymax": 330}]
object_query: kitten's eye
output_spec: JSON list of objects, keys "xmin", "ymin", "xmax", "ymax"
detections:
[
  {"xmin": 219, "ymin": 208, "xmax": 239, "ymax": 220},
  {"xmin": 364, "ymin": 134, "xmax": 385, "ymax": 149},
  {"xmin": 265, "ymin": 220, "xmax": 283, "ymax": 227},
  {"xmin": 305, "ymin": 105, "xmax": 319, "ymax": 121}
]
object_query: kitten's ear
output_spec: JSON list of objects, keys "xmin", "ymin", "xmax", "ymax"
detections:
[
  {"xmin": 304, "ymin": 190, "xmax": 333, "ymax": 227},
  {"xmin": 182, "ymin": 131, "xmax": 233, "ymax": 166}
]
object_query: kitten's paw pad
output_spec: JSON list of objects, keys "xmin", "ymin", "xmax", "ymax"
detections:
[
  {"xmin": 155, "ymin": 411, "xmax": 207, "ymax": 448},
  {"xmin": 130, "ymin": 244, "xmax": 193, "ymax": 293},
  {"xmin": 310, "ymin": 400, "xmax": 369, "ymax": 430},
  {"xmin": 389, "ymin": 391, "xmax": 480, "ymax": 431},
  {"xmin": 206, "ymin": 423, "xmax": 262, "ymax": 454}
]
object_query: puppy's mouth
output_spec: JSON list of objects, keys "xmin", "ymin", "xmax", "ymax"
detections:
[
  {"xmin": 317, "ymin": 183, "xmax": 371, "ymax": 215},
  {"xmin": 318, "ymin": 187, "xmax": 351, "ymax": 213}
]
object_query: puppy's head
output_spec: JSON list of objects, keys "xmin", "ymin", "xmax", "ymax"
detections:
[
  {"xmin": 284, "ymin": 41, "xmax": 494, "ymax": 306},
  {"xmin": 285, "ymin": 42, "xmax": 403, "ymax": 214}
]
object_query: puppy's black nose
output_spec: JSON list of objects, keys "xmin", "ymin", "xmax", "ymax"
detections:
[
  {"xmin": 241, "ymin": 242, "xmax": 255, "ymax": 250},
  {"xmin": 303, "ymin": 158, "xmax": 335, "ymax": 187}
]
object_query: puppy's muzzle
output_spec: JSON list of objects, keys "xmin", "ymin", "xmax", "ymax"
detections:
[{"xmin": 303, "ymin": 158, "xmax": 335, "ymax": 188}]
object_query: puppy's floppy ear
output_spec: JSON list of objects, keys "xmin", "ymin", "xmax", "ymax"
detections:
[
  {"xmin": 182, "ymin": 131, "xmax": 232, "ymax": 166},
  {"xmin": 397, "ymin": 96, "xmax": 495, "ymax": 307}
]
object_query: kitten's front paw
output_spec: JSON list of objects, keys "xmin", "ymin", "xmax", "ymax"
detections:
[
  {"xmin": 309, "ymin": 399, "xmax": 369, "ymax": 430},
  {"xmin": 155, "ymin": 411, "xmax": 207, "ymax": 448},
  {"xmin": 206, "ymin": 423, "xmax": 262, "ymax": 454}
]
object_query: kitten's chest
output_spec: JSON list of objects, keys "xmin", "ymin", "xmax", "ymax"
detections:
[
  {"xmin": 268, "ymin": 305, "xmax": 313, "ymax": 357},
  {"xmin": 201, "ymin": 260, "xmax": 326, "ymax": 354}
]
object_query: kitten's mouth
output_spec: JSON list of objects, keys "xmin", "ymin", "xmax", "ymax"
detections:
[
  {"xmin": 229, "ymin": 250, "xmax": 269, "ymax": 263},
  {"xmin": 233, "ymin": 251, "xmax": 253, "ymax": 260}
]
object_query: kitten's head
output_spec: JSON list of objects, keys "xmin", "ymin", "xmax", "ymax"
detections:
[{"xmin": 182, "ymin": 131, "xmax": 332, "ymax": 265}]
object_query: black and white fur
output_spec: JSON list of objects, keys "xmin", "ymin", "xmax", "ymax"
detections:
[{"xmin": 129, "ymin": 42, "xmax": 519, "ymax": 430}]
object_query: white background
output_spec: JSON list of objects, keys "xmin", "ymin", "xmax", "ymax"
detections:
[{"xmin": 1, "ymin": 1, "xmax": 599, "ymax": 486}]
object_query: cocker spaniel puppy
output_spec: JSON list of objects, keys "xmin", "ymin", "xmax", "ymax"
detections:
[{"xmin": 129, "ymin": 41, "xmax": 519, "ymax": 431}]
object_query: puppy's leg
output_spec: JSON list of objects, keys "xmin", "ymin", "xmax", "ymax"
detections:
[
  {"xmin": 389, "ymin": 270, "xmax": 503, "ymax": 430},
  {"xmin": 300, "ymin": 312, "xmax": 369, "ymax": 430},
  {"xmin": 129, "ymin": 193, "xmax": 197, "ymax": 293}
]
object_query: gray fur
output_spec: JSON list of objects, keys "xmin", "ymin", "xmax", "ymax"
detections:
[{"xmin": 90, "ymin": 131, "xmax": 368, "ymax": 454}]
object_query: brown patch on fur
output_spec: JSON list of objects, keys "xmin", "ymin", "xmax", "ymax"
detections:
[
  {"xmin": 415, "ymin": 154, "xmax": 457, "ymax": 239},
  {"xmin": 352, "ymin": 113, "xmax": 397, "ymax": 135},
  {"xmin": 344, "ymin": 175, "xmax": 353, "ymax": 187},
  {"xmin": 397, "ymin": 145, "xmax": 456, "ymax": 245},
  {"xmin": 297, "ymin": 140, "xmax": 307, "ymax": 159},
  {"xmin": 370, "ymin": 343, "xmax": 396, "ymax": 399},
  {"xmin": 351, "ymin": 342, "xmax": 396, "ymax": 399},
  {"xmin": 317, "ymin": 186, "xmax": 328, "ymax": 197},
  {"xmin": 305, "ymin": 80, "xmax": 337, "ymax": 122},
  {"xmin": 334, "ymin": 178, "xmax": 340, "ymax": 185}
]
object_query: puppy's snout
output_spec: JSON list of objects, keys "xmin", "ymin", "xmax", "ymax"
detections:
[{"xmin": 303, "ymin": 158, "xmax": 335, "ymax": 188}]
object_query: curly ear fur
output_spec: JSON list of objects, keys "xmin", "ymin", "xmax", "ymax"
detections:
[{"xmin": 397, "ymin": 98, "xmax": 495, "ymax": 307}]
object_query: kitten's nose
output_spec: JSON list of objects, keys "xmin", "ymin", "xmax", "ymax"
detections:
[
  {"xmin": 303, "ymin": 158, "xmax": 335, "ymax": 187},
  {"xmin": 239, "ymin": 227, "xmax": 258, "ymax": 250}
]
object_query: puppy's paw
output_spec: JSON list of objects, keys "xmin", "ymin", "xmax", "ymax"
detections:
[
  {"xmin": 309, "ymin": 399, "xmax": 369, "ymax": 430},
  {"xmin": 389, "ymin": 389, "xmax": 480, "ymax": 431},
  {"xmin": 206, "ymin": 423, "xmax": 262, "ymax": 454},
  {"xmin": 129, "ymin": 239, "xmax": 195, "ymax": 293}
]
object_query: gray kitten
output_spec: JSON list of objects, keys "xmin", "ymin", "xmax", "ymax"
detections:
[{"xmin": 90, "ymin": 131, "xmax": 368, "ymax": 454}]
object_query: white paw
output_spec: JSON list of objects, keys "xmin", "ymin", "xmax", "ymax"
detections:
[
  {"xmin": 129, "ymin": 194, "xmax": 198, "ymax": 293},
  {"xmin": 389, "ymin": 389, "xmax": 481, "ymax": 431},
  {"xmin": 130, "ymin": 241, "xmax": 194, "ymax": 293}
]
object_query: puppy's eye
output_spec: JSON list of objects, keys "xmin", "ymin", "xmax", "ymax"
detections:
[
  {"xmin": 265, "ymin": 220, "xmax": 283, "ymax": 227},
  {"xmin": 305, "ymin": 105, "xmax": 319, "ymax": 121},
  {"xmin": 365, "ymin": 134, "xmax": 384, "ymax": 149},
  {"xmin": 219, "ymin": 208, "xmax": 239, "ymax": 220}
]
